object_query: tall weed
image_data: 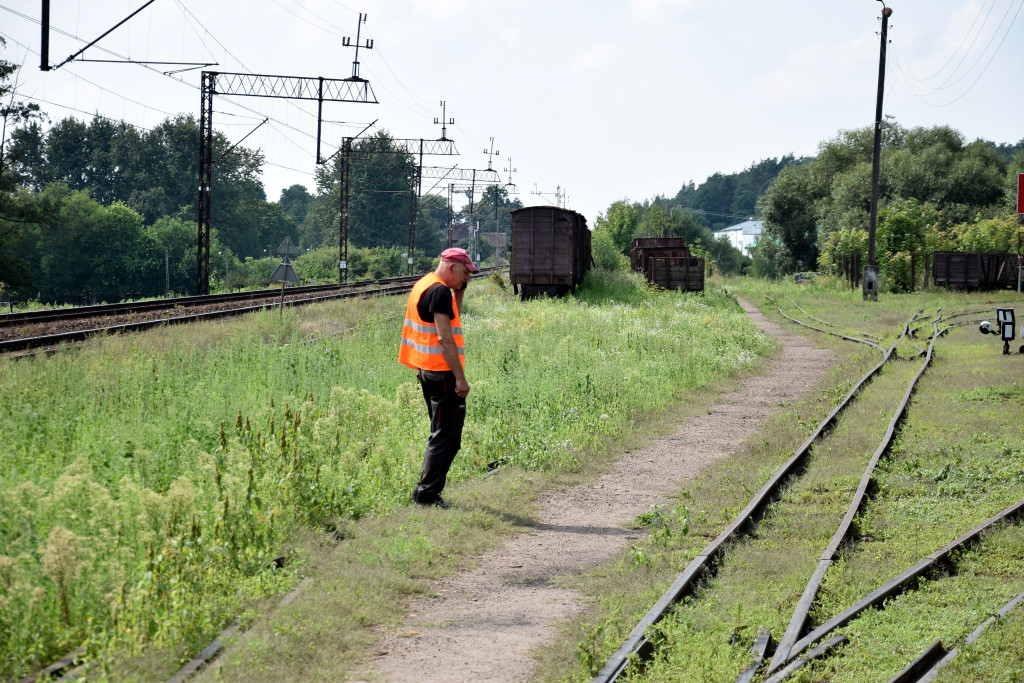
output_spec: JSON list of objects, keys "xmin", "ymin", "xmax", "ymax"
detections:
[{"xmin": 0, "ymin": 272, "xmax": 771, "ymax": 677}]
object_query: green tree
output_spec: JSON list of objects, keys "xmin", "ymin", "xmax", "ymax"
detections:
[
  {"xmin": 759, "ymin": 123, "xmax": 1009, "ymax": 277},
  {"xmin": 459, "ymin": 184, "xmax": 523, "ymax": 235},
  {"xmin": 146, "ymin": 215, "xmax": 199, "ymax": 294},
  {"xmin": 593, "ymin": 200, "xmax": 641, "ymax": 255},
  {"xmin": 279, "ymin": 184, "xmax": 313, "ymax": 225},
  {"xmin": 34, "ymin": 185, "xmax": 155, "ymax": 302},
  {"xmin": 1, "ymin": 39, "xmax": 45, "ymax": 294},
  {"xmin": 758, "ymin": 165, "xmax": 819, "ymax": 271},
  {"xmin": 309, "ymin": 131, "xmax": 416, "ymax": 250}
]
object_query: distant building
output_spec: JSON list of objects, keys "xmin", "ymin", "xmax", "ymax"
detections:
[{"xmin": 715, "ymin": 220, "xmax": 762, "ymax": 257}]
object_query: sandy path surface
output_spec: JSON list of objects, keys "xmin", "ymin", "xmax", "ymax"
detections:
[{"xmin": 360, "ymin": 298, "xmax": 833, "ymax": 682}]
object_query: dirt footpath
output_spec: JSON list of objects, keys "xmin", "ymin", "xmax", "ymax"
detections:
[{"xmin": 361, "ymin": 298, "xmax": 833, "ymax": 682}]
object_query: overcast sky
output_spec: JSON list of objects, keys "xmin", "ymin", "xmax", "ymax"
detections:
[{"xmin": 2, "ymin": 0, "xmax": 1022, "ymax": 225}]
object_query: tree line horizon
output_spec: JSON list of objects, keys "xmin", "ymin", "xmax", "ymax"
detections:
[{"xmin": 2, "ymin": 40, "xmax": 1023, "ymax": 302}]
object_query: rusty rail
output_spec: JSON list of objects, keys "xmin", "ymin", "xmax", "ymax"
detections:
[
  {"xmin": 767, "ymin": 319, "xmax": 948, "ymax": 674},
  {"xmin": 592, "ymin": 302, "xmax": 915, "ymax": 682},
  {"xmin": 1, "ymin": 271, "xmax": 495, "ymax": 355},
  {"xmin": 783, "ymin": 496, "xmax": 1024, "ymax": 665}
]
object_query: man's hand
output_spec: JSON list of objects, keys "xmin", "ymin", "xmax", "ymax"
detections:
[{"xmin": 435, "ymin": 312, "xmax": 470, "ymax": 397}]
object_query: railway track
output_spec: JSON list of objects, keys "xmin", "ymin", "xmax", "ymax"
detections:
[
  {"xmin": 0, "ymin": 270, "xmax": 495, "ymax": 355},
  {"xmin": 594, "ymin": 298, "xmax": 1023, "ymax": 683}
]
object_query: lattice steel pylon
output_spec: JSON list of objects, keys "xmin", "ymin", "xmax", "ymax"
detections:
[
  {"xmin": 196, "ymin": 17, "xmax": 378, "ymax": 294},
  {"xmin": 327, "ymin": 137, "xmax": 459, "ymax": 279}
]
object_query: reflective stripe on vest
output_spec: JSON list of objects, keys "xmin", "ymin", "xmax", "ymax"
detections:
[{"xmin": 398, "ymin": 272, "xmax": 465, "ymax": 370}]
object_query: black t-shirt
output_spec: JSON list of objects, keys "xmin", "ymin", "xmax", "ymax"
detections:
[{"xmin": 417, "ymin": 282, "xmax": 455, "ymax": 323}]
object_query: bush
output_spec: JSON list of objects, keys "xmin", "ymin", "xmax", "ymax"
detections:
[{"xmin": 592, "ymin": 229, "xmax": 628, "ymax": 270}]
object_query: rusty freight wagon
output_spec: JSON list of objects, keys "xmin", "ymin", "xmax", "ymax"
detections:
[
  {"xmin": 645, "ymin": 256, "xmax": 705, "ymax": 292},
  {"xmin": 509, "ymin": 206, "xmax": 592, "ymax": 299},
  {"xmin": 631, "ymin": 237, "xmax": 705, "ymax": 292},
  {"xmin": 630, "ymin": 237, "xmax": 691, "ymax": 273},
  {"xmin": 932, "ymin": 252, "xmax": 1021, "ymax": 290}
]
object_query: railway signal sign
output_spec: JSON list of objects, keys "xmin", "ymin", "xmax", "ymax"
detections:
[{"xmin": 1017, "ymin": 173, "xmax": 1024, "ymax": 214}]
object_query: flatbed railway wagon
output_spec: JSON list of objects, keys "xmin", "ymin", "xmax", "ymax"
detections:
[
  {"xmin": 932, "ymin": 251, "xmax": 1021, "ymax": 290},
  {"xmin": 509, "ymin": 206, "xmax": 592, "ymax": 299}
]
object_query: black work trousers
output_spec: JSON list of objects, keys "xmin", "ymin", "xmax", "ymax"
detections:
[{"xmin": 413, "ymin": 369, "xmax": 466, "ymax": 503}]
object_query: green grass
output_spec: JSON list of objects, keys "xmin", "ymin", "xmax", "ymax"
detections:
[
  {"xmin": 540, "ymin": 276, "xmax": 1024, "ymax": 682},
  {"xmin": 0, "ymin": 269, "xmax": 773, "ymax": 679}
]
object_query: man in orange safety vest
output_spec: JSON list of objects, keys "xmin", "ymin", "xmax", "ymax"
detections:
[{"xmin": 399, "ymin": 248, "xmax": 478, "ymax": 508}]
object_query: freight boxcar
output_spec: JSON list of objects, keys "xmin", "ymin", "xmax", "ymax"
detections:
[
  {"xmin": 509, "ymin": 206, "xmax": 592, "ymax": 299},
  {"xmin": 631, "ymin": 237, "xmax": 691, "ymax": 273},
  {"xmin": 932, "ymin": 252, "xmax": 1021, "ymax": 290},
  {"xmin": 631, "ymin": 237, "xmax": 704, "ymax": 292}
]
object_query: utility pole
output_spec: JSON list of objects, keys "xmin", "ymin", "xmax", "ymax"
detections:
[
  {"xmin": 484, "ymin": 138, "xmax": 501, "ymax": 263},
  {"xmin": 864, "ymin": 1, "xmax": 892, "ymax": 302}
]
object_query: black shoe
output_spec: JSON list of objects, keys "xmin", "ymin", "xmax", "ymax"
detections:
[{"xmin": 414, "ymin": 495, "xmax": 450, "ymax": 510}]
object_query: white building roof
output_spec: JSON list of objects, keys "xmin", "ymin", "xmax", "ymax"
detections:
[
  {"xmin": 717, "ymin": 220, "xmax": 763, "ymax": 236},
  {"xmin": 714, "ymin": 220, "xmax": 763, "ymax": 257}
]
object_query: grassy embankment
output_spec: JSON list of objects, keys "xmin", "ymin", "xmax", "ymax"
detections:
[
  {"xmin": 0, "ymin": 269, "xmax": 774, "ymax": 680},
  {"xmin": 539, "ymin": 277, "xmax": 1024, "ymax": 683}
]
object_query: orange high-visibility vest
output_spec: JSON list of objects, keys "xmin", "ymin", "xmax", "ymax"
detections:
[{"xmin": 399, "ymin": 273, "xmax": 465, "ymax": 371}]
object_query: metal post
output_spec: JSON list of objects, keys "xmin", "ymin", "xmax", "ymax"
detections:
[
  {"xmin": 165, "ymin": 247, "xmax": 170, "ymax": 295},
  {"xmin": 446, "ymin": 184, "xmax": 454, "ymax": 248},
  {"xmin": 863, "ymin": 3, "xmax": 891, "ymax": 301},
  {"xmin": 40, "ymin": 0, "xmax": 51, "ymax": 70},
  {"xmin": 1018, "ymin": 226, "xmax": 1022, "ymax": 293},
  {"xmin": 407, "ymin": 139, "xmax": 424, "ymax": 275},
  {"xmin": 197, "ymin": 71, "xmax": 215, "ymax": 296},
  {"xmin": 339, "ymin": 141, "xmax": 350, "ymax": 283},
  {"xmin": 468, "ymin": 169, "xmax": 477, "ymax": 240}
]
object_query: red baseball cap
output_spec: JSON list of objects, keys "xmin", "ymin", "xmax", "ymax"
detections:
[{"xmin": 440, "ymin": 247, "xmax": 479, "ymax": 272}]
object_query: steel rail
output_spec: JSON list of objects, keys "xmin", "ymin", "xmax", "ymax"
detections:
[
  {"xmin": 766, "ymin": 319, "xmax": 948, "ymax": 674},
  {"xmin": 782, "ymin": 494, "xmax": 1024, "ymax": 667},
  {"xmin": 592, "ymin": 305, "xmax": 916, "ymax": 682},
  {"xmin": 786, "ymin": 297, "xmax": 838, "ymax": 330},
  {"xmin": 0, "ymin": 276, "xmax": 425, "ymax": 327},
  {"xmin": 1, "ymin": 271, "xmax": 494, "ymax": 355},
  {"xmin": 912, "ymin": 588, "xmax": 1024, "ymax": 683},
  {"xmin": 767, "ymin": 296, "xmax": 888, "ymax": 352}
]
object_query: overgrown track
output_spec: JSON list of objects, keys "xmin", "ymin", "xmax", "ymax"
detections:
[
  {"xmin": 593, "ymin": 301, "xmax": 917, "ymax": 682},
  {"xmin": 594, "ymin": 299, "xmax": 1019, "ymax": 683},
  {"xmin": 0, "ymin": 270, "xmax": 495, "ymax": 355}
]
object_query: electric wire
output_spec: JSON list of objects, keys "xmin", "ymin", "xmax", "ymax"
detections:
[
  {"xmin": 898, "ymin": 0, "xmax": 998, "ymax": 84},
  {"xmin": 1, "ymin": 90, "xmax": 153, "ymax": 131},
  {"xmin": 891, "ymin": 0, "xmax": 1023, "ymax": 106},
  {"xmin": 907, "ymin": 0, "xmax": 1018, "ymax": 95},
  {"xmin": 0, "ymin": 30, "xmax": 178, "ymax": 119},
  {"xmin": 4, "ymin": 10, "xmax": 363, "ymax": 188},
  {"xmin": 3, "ymin": 2, "xmax": 473, "ymax": 196},
  {"xmin": 286, "ymin": 0, "xmax": 355, "ymax": 37},
  {"xmin": 266, "ymin": 0, "xmax": 350, "ymax": 41}
]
